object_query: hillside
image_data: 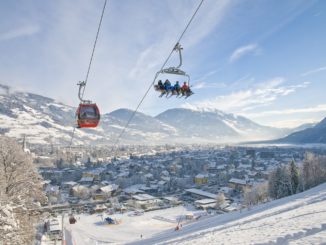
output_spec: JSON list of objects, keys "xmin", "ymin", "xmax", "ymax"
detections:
[
  {"xmin": 275, "ymin": 117, "xmax": 326, "ymax": 144},
  {"xmin": 156, "ymin": 108, "xmax": 289, "ymax": 141},
  {"xmin": 130, "ymin": 183, "xmax": 326, "ymax": 245}
]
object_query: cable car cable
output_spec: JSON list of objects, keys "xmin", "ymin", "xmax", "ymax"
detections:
[
  {"xmin": 112, "ymin": 0, "xmax": 205, "ymax": 151},
  {"xmin": 81, "ymin": 0, "xmax": 108, "ymax": 100},
  {"xmin": 69, "ymin": 0, "xmax": 108, "ymax": 146}
]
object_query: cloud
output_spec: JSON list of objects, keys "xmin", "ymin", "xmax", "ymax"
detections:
[
  {"xmin": 242, "ymin": 104, "xmax": 326, "ymax": 118},
  {"xmin": 182, "ymin": 78, "xmax": 309, "ymax": 113},
  {"xmin": 192, "ymin": 81, "xmax": 226, "ymax": 89},
  {"xmin": 229, "ymin": 43, "xmax": 259, "ymax": 63},
  {"xmin": 265, "ymin": 118, "xmax": 318, "ymax": 128},
  {"xmin": 301, "ymin": 66, "xmax": 326, "ymax": 77},
  {"xmin": 0, "ymin": 25, "xmax": 40, "ymax": 41},
  {"xmin": 14, "ymin": 0, "xmax": 233, "ymax": 113}
]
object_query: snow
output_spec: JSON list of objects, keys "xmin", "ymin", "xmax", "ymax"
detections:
[
  {"xmin": 135, "ymin": 183, "xmax": 326, "ymax": 245},
  {"xmin": 194, "ymin": 199, "xmax": 216, "ymax": 205},
  {"xmin": 62, "ymin": 183, "xmax": 326, "ymax": 244},
  {"xmin": 229, "ymin": 177, "xmax": 247, "ymax": 185},
  {"xmin": 100, "ymin": 184, "xmax": 119, "ymax": 193},
  {"xmin": 132, "ymin": 194, "xmax": 157, "ymax": 201},
  {"xmin": 63, "ymin": 205, "xmax": 195, "ymax": 245},
  {"xmin": 185, "ymin": 188, "xmax": 217, "ymax": 199}
]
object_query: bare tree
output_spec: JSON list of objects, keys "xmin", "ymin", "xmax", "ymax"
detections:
[
  {"xmin": 215, "ymin": 192, "xmax": 225, "ymax": 208},
  {"xmin": 302, "ymin": 152, "xmax": 326, "ymax": 190},
  {"xmin": 244, "ymin": 182, "xmax": 268, "ymax": 206},
  {"xmin": 0, "ymin": 136, "xmax": 46, "ymax": 244}
]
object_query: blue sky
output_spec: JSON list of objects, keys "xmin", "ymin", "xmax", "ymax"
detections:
[{"xmin": 0, "ymin": 0, "xmax": 325, "ymax": 128}]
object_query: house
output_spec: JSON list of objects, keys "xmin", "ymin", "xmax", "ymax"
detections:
[
  {"xmin": 228, "ymin": 178, "xmax": 249, "ymax": 192},
  {"xmin": 82, "ymin": 169, "xmax": 103, "ymax": 183},
  {"xmin": 93, "ymin": 184, "xmax": 119, "ymax": 201},
  {"xmin": 61, "ymin": 181, "xmax": 77, "ymax": 191},
  {"xmin": 185, "ymin": 188, "xmax": 217, "ymax": 200},
  {"xmin": 79, "ymin": 176, "xmax": 94, "ymax": 185},
  {"xmin": 128, "ymin": 194, "xmax": 163, "ymax": 210},
  {"xmin": 222, "ymin": 203, "xmax": 239, "ymax": 212},
  {"xmin": 194, "ymin": 199, "xmax": 217, "ymax": 210},
  {"xmin": 162, "ymin": 196, "xmax": 182, "ymax": 206},
  {"xmin": 71, "ymin": 185, "xmax": 90, "ymax": 200},
  {"xmin": 194, "ymin": 174, "xmax": 208, "ymax": 185}
]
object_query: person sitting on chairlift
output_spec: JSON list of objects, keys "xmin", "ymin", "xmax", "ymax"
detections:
[
  {"xmin": 181, "ymin": 81, "xmax": 190, "ymax": 95},
  {"xmin": 164, "ymin": 79, "xmax": 171, "ymax": 91},
  {"xmin": 157, "ymin": 80, "xmax": 164, "ymax": 90},
  {"xmin": 174, "ymin": 81, "xmax": 181, "ymax": 95}
]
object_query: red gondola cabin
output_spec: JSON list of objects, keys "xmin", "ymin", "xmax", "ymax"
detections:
[{"xmin": 76, "ymin": 103, "xmax": 100, "ymax": 128}]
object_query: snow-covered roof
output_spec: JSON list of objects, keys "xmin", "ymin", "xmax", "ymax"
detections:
[
  {"xmin": 216, "ymin": 165, "xmax": 226, "ymax": 170},
  {"xmin": 195, "ymin": 198, "xmax": 216, "ymax": 205},
  {"xmin": 79, "ymin": 177, "xmax": 94, "ymax": 182},
  {"xmin": 132, "ymin": 194, "xmax": 157, "ymax": 201},
  {"xmin": 161, "ymin": 176, "xmax": 171, "ymax": 182},
  {"xmin": 100, "ymin": 184, "xmax": 119, "ymax": 193},
  {"xmin": 195, "ymin": 174, "xmax": 208, "ymax": 178},
  {"xmin": 185, "ymin": 188, "xmax": 217, "ymax": 199},
  {"xmin": 163, "ymin": 196, "xmax": 179, "ymax": 202},
  {"xmin": 144, "ymin": 173, "xmax": 153, "ymax": 178},
  {"xmin": 124, "ymin": 184, "xmax": 145, "ymax": 194},
  {"xmin": 162, "ymin": 170, "xmax": 169, "ymax": 176},
  {"xmin": 63, "ymin": 181, "xmax": 77, "ymax": 186},
  {"xmin": 229, "ymin": 178, "xmax": 247, "ymax": 185},
  {"xmin": 158, "ymin": 180, "xmax": 166, "ymax": 186}
]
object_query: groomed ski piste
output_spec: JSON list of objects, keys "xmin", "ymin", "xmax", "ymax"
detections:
[{"xmin": 62, "ymin": 183, "xmax": 326, "ymax": 245}]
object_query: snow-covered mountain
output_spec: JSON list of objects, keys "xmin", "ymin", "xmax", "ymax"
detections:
[
  {"xmin": 0, "ymin": 84, "xmax": 294, "ymax": 145},
  {"xmin": 275, "ymin": 117, "xmax": 326, "ymax": 144},
  {"xmin": 156, "ymin": 108, "xmax": 289, "ymax": 142}
]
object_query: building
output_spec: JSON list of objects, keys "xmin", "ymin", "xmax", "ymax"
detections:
[
  {"xmin": 194, "ymin": 199, "xmax": 217, "ymax": 209},
  {"xmin": 128, "ymin": 194, "xmax": 162, "ymax": 210},
  {"xmin": 93, "ymin": 184, "xmax": 119, "ymax": 201},
  {"xmin": 228, "ymin": 178, "xmax": 249, "ymax": 192},
  {"xmin": 162, "ymin": 196, "xmax": 182, "ymax": 206},
  {"xmin": 194, "ymin": 174, "xmax": 209, "ymax": 185},
  {"xmin": 185, "ymin": 188, "xmax": 217, "ymax": 200}
]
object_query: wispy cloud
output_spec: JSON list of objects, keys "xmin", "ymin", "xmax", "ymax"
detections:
[
  {"xmin": 265, "ymin": 118, "xmax": 318, "ymax": 128},
  {"xmin": 0, "ymin": 25, "xmax": 40, "ymax": 41},
  {"xmin": 192, "ymin": 81, "xmax": 226, "ymax": 89},
  {"xmin": 301, "ymin": 66, "xmax": 326, "ymax": 77},
  {"xmin": 229, "ymin": 43, "xmax": 260, "ymax": 63},
  {"xmin": 182, "ymin": 78, "xmax": 309, "ymax": 113},
  {"xmin": 243, "ymin": 104, "xmax": 326, "ymax": 118}
]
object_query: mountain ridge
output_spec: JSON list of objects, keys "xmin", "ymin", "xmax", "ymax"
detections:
[
  {"xmin": 0, "ymin": 83, "xmax": 308, "ymax": 145},
  {"xmin": 272, "ymin": 117, "xmax": 326, "ymax": 144}
]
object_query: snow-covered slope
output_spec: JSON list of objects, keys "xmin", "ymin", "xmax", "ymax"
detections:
[
  {"xmin": 0, "ymin": 85, "xmax": 107, "ymax": 145},
  {"xmin": 275, "ymin": 117, "xmax": 326, "ymax": 144},
  {"xmin": 133, "ymin": 183, "xmax": 326, "ymax": 245}
]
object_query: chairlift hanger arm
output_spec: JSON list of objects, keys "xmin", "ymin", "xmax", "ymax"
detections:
[
  {"xmin": 77, "ymin": 81, "xmax": 91, "ymax": 104},
  {"xmin": 173, "ymin": 43, "xmax": 183, "ymax": 69}
]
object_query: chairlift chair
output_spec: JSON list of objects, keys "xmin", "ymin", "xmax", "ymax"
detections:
[{"xmin": 154, "ymin": 43, "xmax": 193, "ymax": 98}]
